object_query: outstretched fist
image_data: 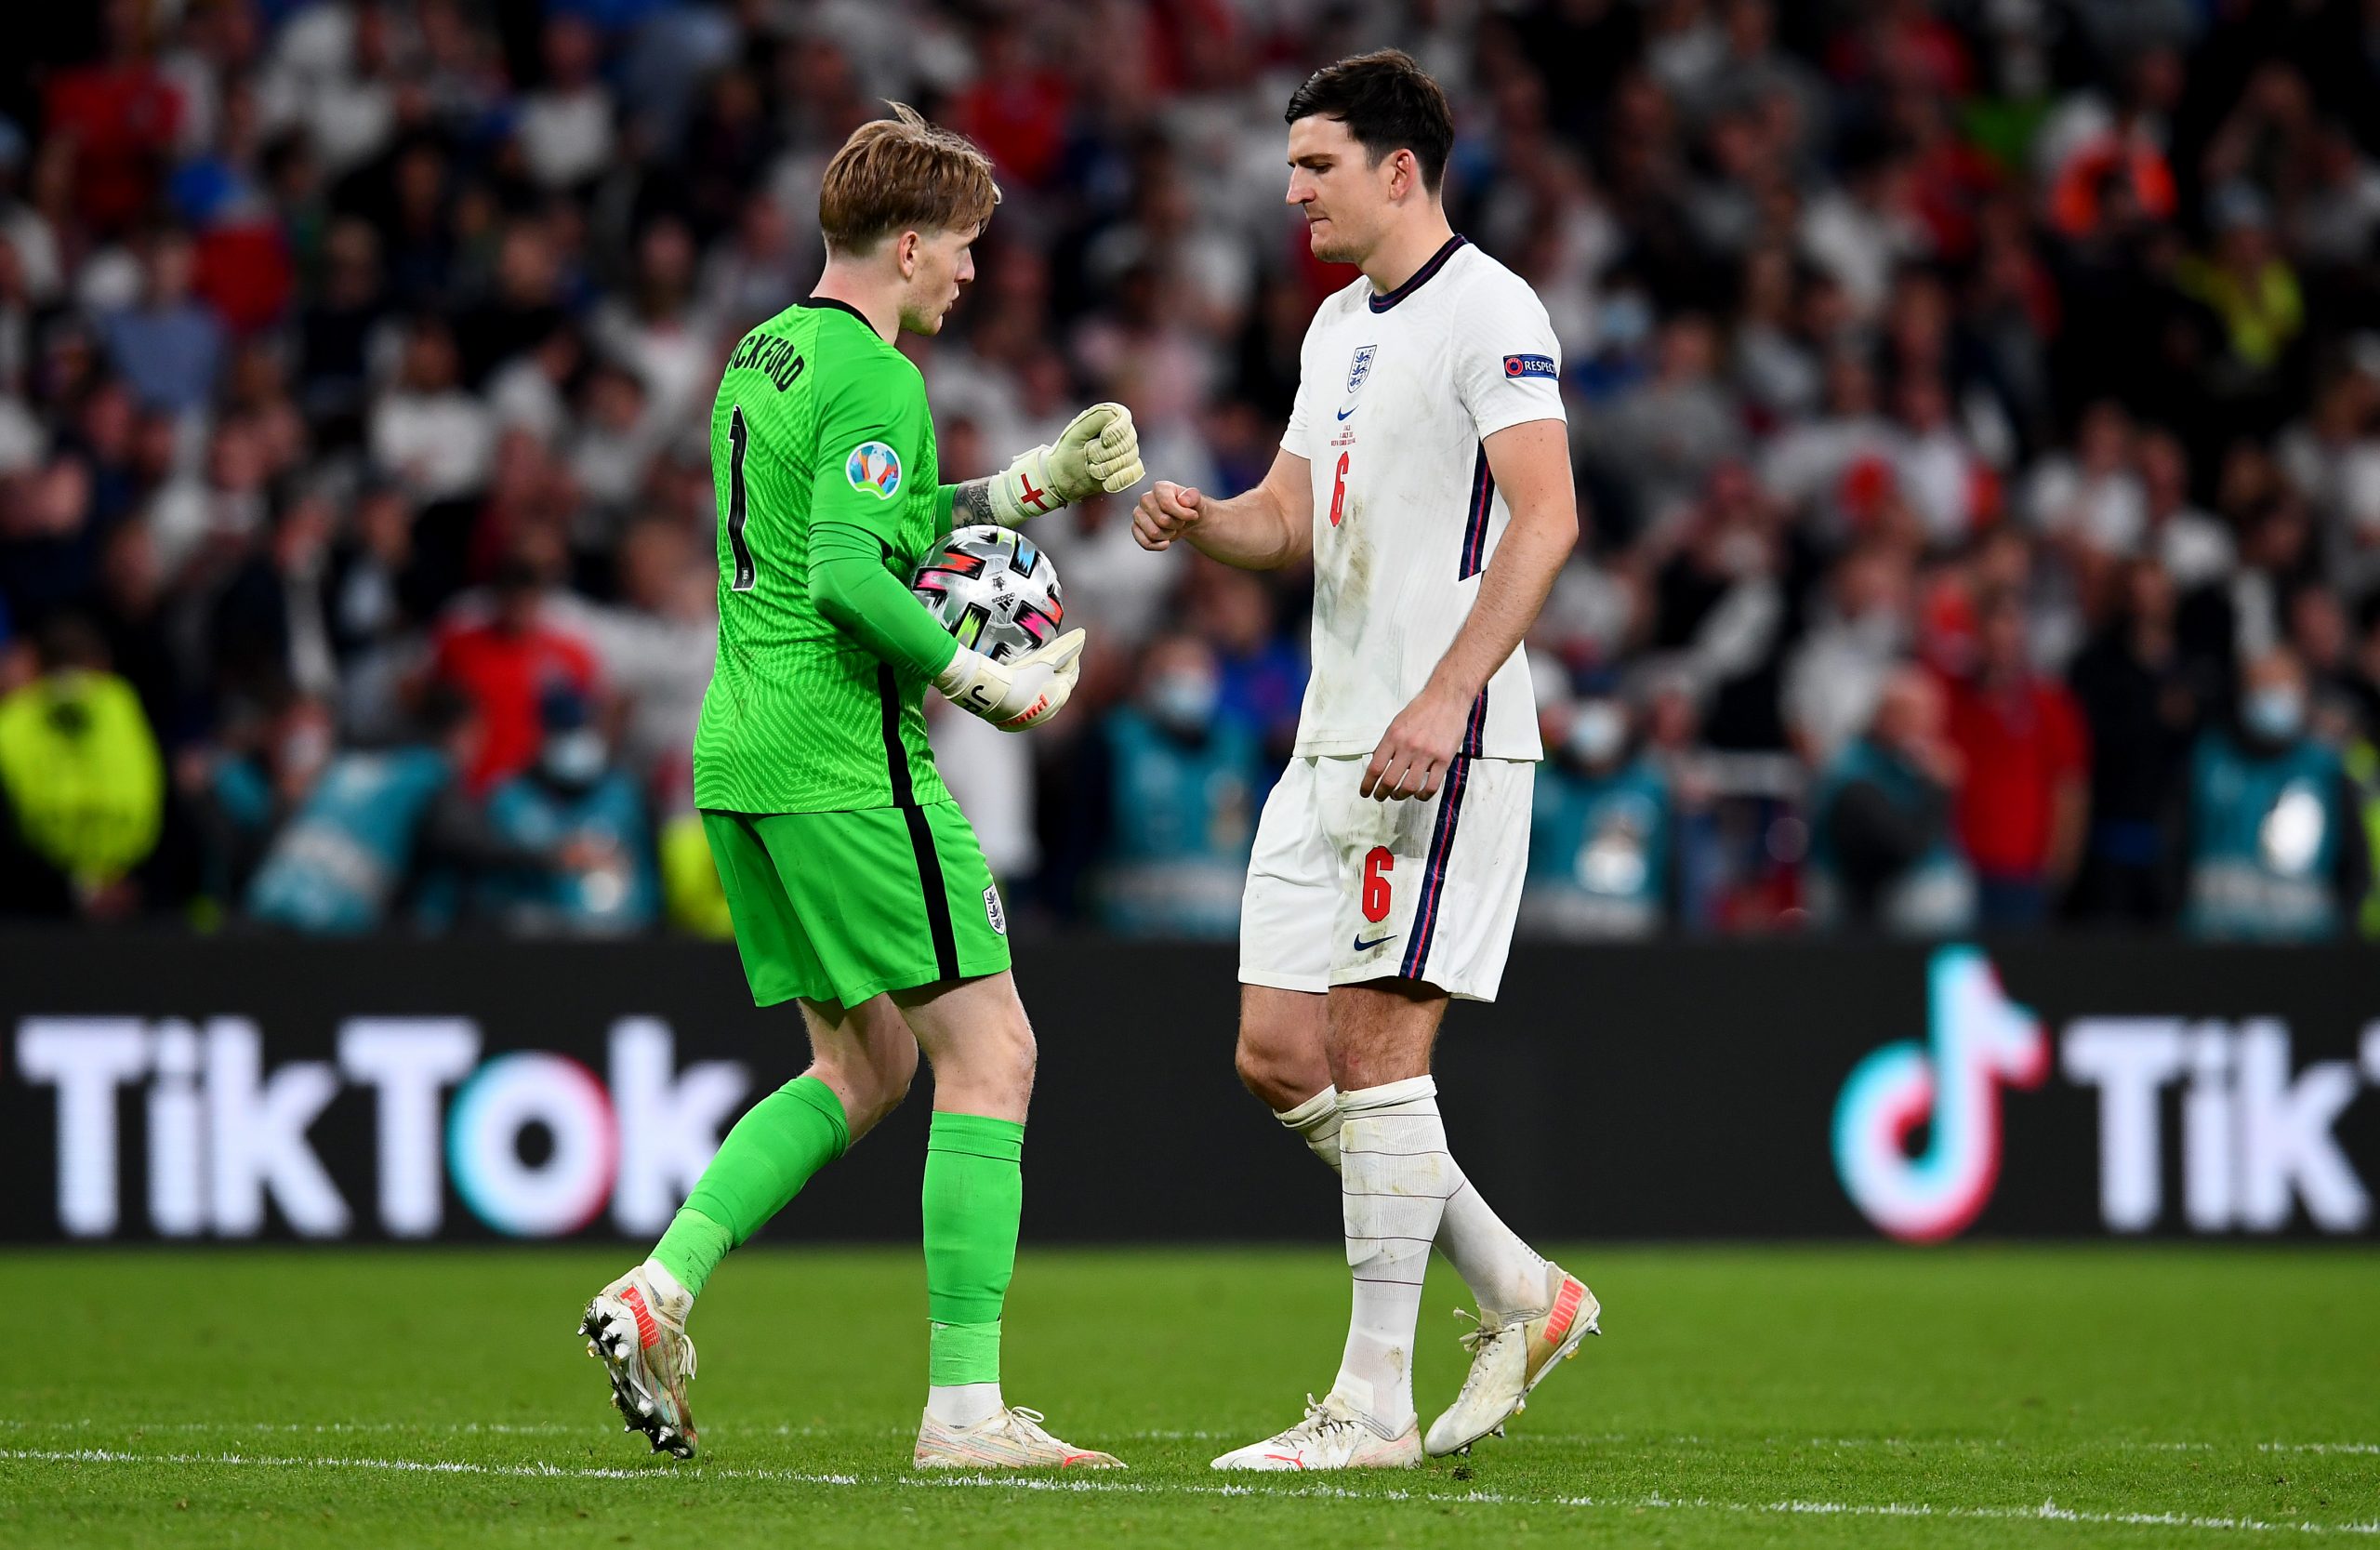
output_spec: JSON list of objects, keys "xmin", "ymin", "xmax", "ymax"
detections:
[{"xmin": 1134, "ymin": 481, "xmax": 1203, "ymax": 551}]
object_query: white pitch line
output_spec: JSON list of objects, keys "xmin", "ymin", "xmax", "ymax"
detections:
[
  {"xmin": 1376, "ymin": 1432, "xmax": 2380, "ymax": 1458},
  {"xmin": 0, "ymin": 1419, "xmax": 584, "ymax": 1437},
  {"xmin": 4, "ymin": 1447, "xmax": 2376, "ymax": 1538},
  {"xmin": 8, "ymin": 1420, "xmax": 2378, "ymax": 1456}
]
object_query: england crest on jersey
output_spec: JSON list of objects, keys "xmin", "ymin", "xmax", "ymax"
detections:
[{"xmin": 1346, "ymin": 345, "xmax": 1376, "ymax": 394}]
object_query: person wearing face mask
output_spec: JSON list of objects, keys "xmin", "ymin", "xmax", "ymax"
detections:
[
  {"xmin": 245, "ymin": 687, "xmax": 582, "ymax": 934},
  {"xmin": 2181, "ymin": 648, "xmax": 2366, "ymax": 940},
  {"xmin": 1521, "ymin": 662, "xmax": 1672, "ymax": 939},
  {"xmin": 1079, "ymin": 633, "xmax": 1261, "ymax": 938},
  {"xmin": 1807, "ymin": 666, "xmax": 1977, "ymax": 934},
  {"xmin": 476, "ymin": 686, "xmax": 656, "ymax": 935}
]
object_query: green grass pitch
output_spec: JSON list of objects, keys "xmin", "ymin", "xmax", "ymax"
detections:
[{"xmin": 7, "ymin": 1245, "xmax": 2376, "ymax": 1546}]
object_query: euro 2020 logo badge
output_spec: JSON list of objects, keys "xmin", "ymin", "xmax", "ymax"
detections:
[
  {"xmin": 1832, "ymin": 947, "xmax": 2051, "ymax": 1242},
  {"xmin": 846, "ymin": 440, "xmax": 903, "ymax": 500}
]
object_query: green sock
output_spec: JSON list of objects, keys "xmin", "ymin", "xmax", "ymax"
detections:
[
  {"xmin": 921, "ymin": 1111, "xmax": 1026, "ymax": 1387},
  {"xmin": 651, "ymin": 1074, "xmax": 850, "ymax": 1298}
]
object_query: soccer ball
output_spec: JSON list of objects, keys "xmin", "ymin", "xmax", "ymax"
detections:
[{"xmin": 909, "ymin": 524, "xmax": 1064, "ymax": 663}]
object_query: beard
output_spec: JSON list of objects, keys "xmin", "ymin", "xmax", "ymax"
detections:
[
  {"xmin": 899, "ymin": 292, "xmax": 956, "ymax": 335},
  {"xmin": 1306, "ymin": 219, "xmax": 1362, "ymax": 264}
]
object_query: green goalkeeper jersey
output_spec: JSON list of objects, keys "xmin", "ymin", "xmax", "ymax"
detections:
[{"xmin": 694, "ymin": 299, "xmax": 956, "ymax": 815}]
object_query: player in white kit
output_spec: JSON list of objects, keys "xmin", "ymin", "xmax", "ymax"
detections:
[{"xmin": 1134, "ymin": 52, "xmax": 1599, "ymax": 1470}]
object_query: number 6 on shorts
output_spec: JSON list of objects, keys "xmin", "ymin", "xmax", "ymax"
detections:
[{"xmin": 1362, "ymin": 845, "xmax": 1393, "ymax": 923}]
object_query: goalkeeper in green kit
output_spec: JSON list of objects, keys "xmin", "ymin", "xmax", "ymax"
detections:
[{"xmin": 578, "ymin": 105, "xmax": 1143, "ymax": 1470}]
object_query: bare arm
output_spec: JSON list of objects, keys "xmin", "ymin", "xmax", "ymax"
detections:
[
  {"xmin": 1131, "ymin": 446, "xmax": 1314, "ymax": 570},
  {"xmin": 1364, "ymin": 417, "xmax": 1579, "ymax": 800}
]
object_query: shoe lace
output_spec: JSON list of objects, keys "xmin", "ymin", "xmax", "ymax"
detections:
[
  {"xmin": 648, "ymin": 1308, "xmax": 696, "ymax": 1382},
  {"xmin": 1286, "ymin": 1394, "xmax": 1368, "ymax": 1445},
  {"xmin": 998, "ymin": 1407, "xmax": 1054, "ymax": 1442},
  {"xmin": 1454, "ymin": 1305, "xmax": 1516, "ymax": 1358}
]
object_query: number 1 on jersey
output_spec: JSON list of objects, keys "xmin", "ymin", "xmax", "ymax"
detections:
[
  {"xmin": 1329, "ymin": 450, "xmax": 1350, "ymax": 528},
  {"xmin": 726, "ymin": 404, "xmax": 756, "ymax": 592}
]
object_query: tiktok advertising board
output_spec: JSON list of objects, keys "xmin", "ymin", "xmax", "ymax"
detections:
[{"xmin": 3, "ymin": 935, "xmax": 2376, "ymax": 1242}]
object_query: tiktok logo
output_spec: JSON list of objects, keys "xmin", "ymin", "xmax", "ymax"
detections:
[{"xmin": 1833, "ymin": 947, "xmax": 2052, "ymax": 1241}]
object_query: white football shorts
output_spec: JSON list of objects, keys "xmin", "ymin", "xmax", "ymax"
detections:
[{"xmin": 1238, "ymin": 754, "xmax": 1533, "ymax": 1002}]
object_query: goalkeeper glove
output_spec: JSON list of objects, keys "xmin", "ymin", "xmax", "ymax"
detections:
[
  {"xmin": 985, "ymin": 404, "xmax": 1144, "ymax": 525},
  {"xmin": 932, "ymin": 629, "xmax": 1087, "ymax": 732}
]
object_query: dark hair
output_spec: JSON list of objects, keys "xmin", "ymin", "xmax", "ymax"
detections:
[{"xmin": 1284, "ymin": 49, "xmax": 1455, "ymax": 194}]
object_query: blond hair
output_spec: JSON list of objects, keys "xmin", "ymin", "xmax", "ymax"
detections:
[{"xmin": 818, "ymin": 103, "xmax": 1001, "ymax": 255}]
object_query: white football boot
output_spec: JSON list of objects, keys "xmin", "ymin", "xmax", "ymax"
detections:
[
  {"xmin": 1210, "ymin": 1394, "xmax": 1423, "ymax": 1471},
  {"xmin": 1423, "ymin": 1263, "xmax": 1599, "ymax": 1457},
  {"xmin": 579, "ymin": 1265, "xmax": 698, "ymax": 1459},
  {"xmin": 914, "ymin": 1406, "xmax": 1125, "ymax": 1469}
]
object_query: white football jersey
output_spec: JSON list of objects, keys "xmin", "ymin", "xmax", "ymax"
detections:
[{"xmin": 1282, "ymin": 236, "xmax": 1566, "ymax": 762}]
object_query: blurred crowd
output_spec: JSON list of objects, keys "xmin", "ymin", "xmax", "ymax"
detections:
[{"xmin": 9, "ymin": 0, "xmax": 2380, "ymax": 941}]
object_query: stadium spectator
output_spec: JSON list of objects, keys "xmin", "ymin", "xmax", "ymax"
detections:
[
  {"xmin": 295, "ymin": 218, "xmax": 390, "ymax": 444},
  {"xmin": 2182, "ymin": 646, "xmax": 2365, "ymax": 940},
  {"xmin": 1808, "ymin": 666, "xmax": 1974, "ymax": 934},
  {"xmin": 1523, "ymin": 662, "xmax": 1672, "ymax": 939},
  {"xmin": 99, "ymin": 228, "xmax": 223, "ymax": 417},
  {"xmin": 369, "ymin": 315, "xmax": 492, "ymax": 503},
  {"xmin": 475, "ymin": 689, "xmax": 656, "ymax": 935},
  {"xmin": 206, "ymin": 484, "xmax": 341, "ymax": 711},
  {"xmin": 2067, "ymin": 557, "xmax": 2204, "ymax": 925},
  {"xmin": 454, "ymin": 221, "xmax": 569, "ymax": 388},
  {"xmin": 1784, "ymin": 542, "xmax": 1911, "ymax": 768},
  {"xmin": 1940, "ymin": 588, "xmax": 2090, "ymax": 926},
  {"xmin": 1079, "ymin": 632, "xmax": 1260, "ymax": 940},
  {"xmin": 2136, "ymin": 427, "xmax": 2235, "ymax": 590},
  {"xmin": 516, "ymin": 15, "xmax": 616, "ymax": 195},
  {"xmin": 424, "ymin": 557, "xmax": 601, "ymax": 793},
  {"xmin": 1185, "ymin": 563, "xmax": 1305, "ymax": 764},
  {"xmin": 44, "ymin": 0, "xmax": 186, "ymax": 237},
  {"xmin": 0, "ymin": 613, "xmax": 163, "ymax": 917},
  {"xmin": 1583, "ymin": 312, "xmax": 1743, "ymax": 537}
]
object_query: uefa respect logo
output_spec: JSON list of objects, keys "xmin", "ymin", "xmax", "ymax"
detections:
[{"xmin": 1831, "ymin": 947, "xmax": 2052, "ymax": 1241}]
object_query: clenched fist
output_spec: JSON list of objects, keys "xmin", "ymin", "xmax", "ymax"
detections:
[{"xmin": 1134, "ymin": 481, "xmax": 1204, "ymax": 551}]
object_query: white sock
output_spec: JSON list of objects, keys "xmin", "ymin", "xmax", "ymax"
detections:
[
  {"xmin": 1436, "ymin": 1178, "xmax": 1551, "ymax": 1323},
  {"xmin": 926, "ymin": 1382, "xmax": 1005, "ymax": 1428},
  {"xmin": 1277, "ymin": 1085, "xmax": 1548, "ymax": 1323},
  {"xmin": 638, "ymin": 1258, "xmax": 692, "ymax": 1319},
  {"xmin": 1276, "ymin": 1086, "xmax": 1342, "ymax": 1168},
  {"xmin": 1331, "ymin": 1077, "xmax": 1451, "ymax": 1435}
]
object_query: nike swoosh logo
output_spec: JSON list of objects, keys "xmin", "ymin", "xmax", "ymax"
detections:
[
  {"xmin": 1336, "ymin": 404, "xmax": 1357, "ymax": 419},
  {"xmin": 1351, "ymin": 933, "xmax": 1396, "ymax": 952}
]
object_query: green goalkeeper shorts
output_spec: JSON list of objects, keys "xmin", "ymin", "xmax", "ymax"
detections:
[{"xmin": 701, "ymin": 802, "xmax": 1012, "ymax": 1009}]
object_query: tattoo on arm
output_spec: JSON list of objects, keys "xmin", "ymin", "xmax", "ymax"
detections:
[{"xmin": 951, "ymin": 478, "xmax": 999, "ymax": 526}]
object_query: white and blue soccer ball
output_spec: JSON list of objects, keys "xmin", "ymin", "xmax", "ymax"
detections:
[{"xmin": 910, "ymin": 524, "xmax": 1064, "ymax": 663}]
